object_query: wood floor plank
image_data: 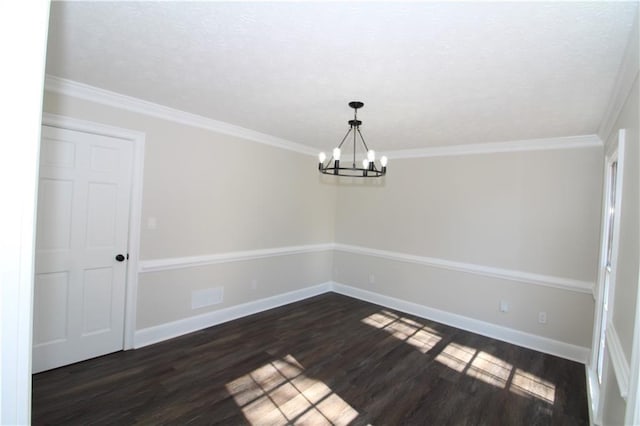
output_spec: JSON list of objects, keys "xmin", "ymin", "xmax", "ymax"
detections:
[{"xmin": 32, "ymin": 293, "xmax": 588, "ymax": 425}]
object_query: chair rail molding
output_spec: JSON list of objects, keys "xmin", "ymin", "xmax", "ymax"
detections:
[
  {"xmin": 138, "ymin": 243, "xmax": 335, "ymax": 273},
  {"xmin": 334, "ymin": 243, "xmax": 594, "ymax": 294}
]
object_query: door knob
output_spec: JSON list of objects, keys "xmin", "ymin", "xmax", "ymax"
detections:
[{"xmin": 115, "ymin": 254, "xmax": 126, "ymax": 262}]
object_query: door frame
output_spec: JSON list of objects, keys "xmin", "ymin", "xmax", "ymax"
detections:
[
  {"xmin": 40, "ymin": 113, "xmax": 145, "ymax": 350},
  {"xmin": 588, "ymin": 129, "xmax": 625, "ymax": 423}
]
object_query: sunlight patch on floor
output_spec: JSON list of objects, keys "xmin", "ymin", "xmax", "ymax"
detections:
[
  {"xmin": 466, "ymin": 351, "xmax": 513, "ymax": 388},
  {"xmin": 434, "ymin": 342, "xmax": 556, "ymax": 404},
  {"xmin": 435, "ymin": 342, "xmax": 477, "ymax": 372},
  {"xmin": 362, "ymin": 309, "xmax": 558, "ymax": 406},
  {"xmin": 361, "ymin": 311, "xmax": 397, "ymax": 329},
  {"xmin": 361, "ymin": 310, "xmax": 442, "ymax": 353},
  {"xmin": 225, "ymin": 354, "xmax": 359, "ymax": 425},
  {"xmin": 510, "ymin": 368, "xmax": 556, "ymax": 404}
]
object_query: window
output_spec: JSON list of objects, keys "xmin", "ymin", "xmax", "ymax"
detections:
[{"xmin": 596, "ymin": 158, "xmax": 618, "ymax": 384}]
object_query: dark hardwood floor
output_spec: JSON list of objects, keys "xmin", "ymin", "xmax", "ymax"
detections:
[{"xmin": 32, "ymin": 293, "xmax": 588, "ymax": 425}]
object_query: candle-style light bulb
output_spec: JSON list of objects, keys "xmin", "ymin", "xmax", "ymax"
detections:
[
  {"xmin": 380, "ymin": 156, "xmax": 388, "ymax": 167},
  {"xmin": 332, "ymin": 147, "xmax": 341, "ymax": 175},
  {"xmin": 362, "ymin": 159, "xmax": 369, "ymax": 168},
  {"xmin": 367, "ymin": 150, "xmax": 376, "ymax": 162},
  {"xmin": 318, "ymin": 152, "xmax": 326, "ymax": 171},
  {"xmin": 333, "ymin": 147, "xmax": 341, "ymax": 161}
]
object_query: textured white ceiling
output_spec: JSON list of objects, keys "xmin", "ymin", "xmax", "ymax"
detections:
[{"xmin": 45, "ymin": 2, "xmax": 637, "ymax": 152}]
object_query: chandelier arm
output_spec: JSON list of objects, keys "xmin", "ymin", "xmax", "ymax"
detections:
[
  {"xmin": 336, "ymin": 127, "xmax": 353, "ymax": 150},
  {"xmin": 352, "ymin": 107, "xmax": 359, "ymax": 168},
  {"xmin": 324, "ymin": 127, "xmax": 354, "ymax": 168},
  {"xmin": 357, "ymin": 129, "xmax": 380, "ymax": 171},
  {"xmin": 356, "ymin": 128, "xmax": 371, "ymax": 153},
  {"xmin": 353, "ymin": 124, "xmax": 357, "ymax": 167}
]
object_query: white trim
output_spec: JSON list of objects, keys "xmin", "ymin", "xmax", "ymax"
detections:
[
  {"xmin": 598, "ymin": 11, "xmax": 639, "ymax": 142},
  {"xmin": 585, "ymin": 366, "xmax": 599, "ymax": 426},
  {"xmin": 42, "ymin": 112, "xmax": 146, "ymax": 143},
  {"xmin": 590, "ymin": 142, "xmax": 619, "ymax": 373},
  {"xmin": 139, "ymin": 242, "xmax": 593, "ymax": 294},
  {"xmin": 44, "ymin": 76, "xmax": 603, "ymax": 160},
  {"xmin": 588, "ymin": 130, "xmax": 627, "ymax": 424},
  {"xmin": 330, "ymin": 282, "xmax": 589, "ymax": 363},
  {"xmin": 334, "ymin": 243, "xmax": 594, "ymax": 294},
  {"xmin": 385, "ymin": 134, "xmax": 602, "ymax": 159},
  {"xmin": 133, "ymin": 280, "xmax": 588, "ymax": 362},
  {"xmin": 138, "ymin": 243, "xmax": 334, "ymax": 273},
  {"xmin": 41, "ymin": 113, "xmax": 145, "ymax": 351},
  {"xmin": 44, "ymin": 75, "xmax": 317, "ymax": 156},
  {"xmin": 592, "ymin": 168, "xmax": 609, "ymax": 310},
  {"xmin": 606, "ymin": 323, "xmax": 630, "ymax": 399},
  {"xmin": 134, "ymin": 282, "xmax": 331, "ymax": 348}
]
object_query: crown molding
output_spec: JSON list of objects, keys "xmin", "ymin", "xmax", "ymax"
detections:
[
  {"xmin": 45, "ymin": 75, "xmax": 603, "ymax": 159},
  {"xmin": 385, "ymin": 134, "xmax": 602, "ymax": 160},
  {"xmin": 44, "ymin": 75, "xmax": 317, "ymax": 156}
]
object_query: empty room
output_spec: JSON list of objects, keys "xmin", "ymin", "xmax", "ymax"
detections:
[{"xmin": 2, "ymin": 1, "xmax": 640, "ymax": 425}]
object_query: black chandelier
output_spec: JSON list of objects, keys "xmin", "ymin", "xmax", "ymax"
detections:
[{"xmin": 318, "ymin": 101, "xmax": 387, "ymax": 177}]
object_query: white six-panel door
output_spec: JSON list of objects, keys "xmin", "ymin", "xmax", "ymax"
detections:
[{"xmin": 33, "ymin": 126, "xmax": 133, "ymax": 373}]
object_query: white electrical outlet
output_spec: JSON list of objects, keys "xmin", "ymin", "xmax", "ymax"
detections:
[
  {"xmin": 538, "ymin": 311, "xmax": 547, "ymax": 324},
  {"xmin": 499, "ymin": 300, "xmax": 509, "ymax": 313}
]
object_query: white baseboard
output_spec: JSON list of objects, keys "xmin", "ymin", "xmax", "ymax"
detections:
[
  {"xmin": 134, "ymin": 282, "xmax": 331, "ymax": 348},
  {"xmin": 330, "ymin": 281, "xmax": 590, "ymax": 363},
  {"xmin": 134, "ymin": 279, "xmax": 589, "ymax": 364}
]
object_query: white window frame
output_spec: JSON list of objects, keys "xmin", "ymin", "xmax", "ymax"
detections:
[{"xmin": 588, "ymin": 130, "xmax": 625, "ymax": 424}]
